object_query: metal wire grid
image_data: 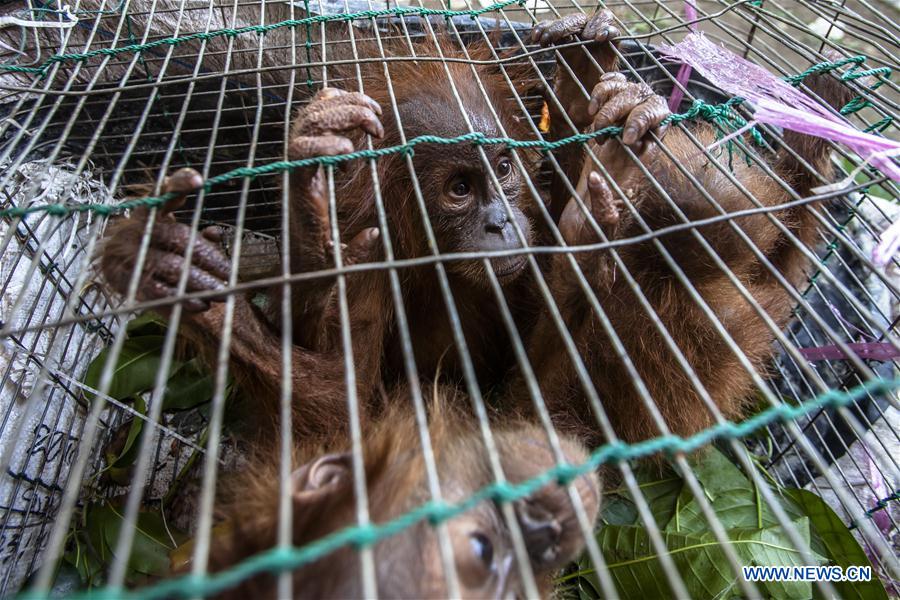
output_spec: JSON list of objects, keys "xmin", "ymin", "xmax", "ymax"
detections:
[{"xmin": 0, "ymin": 0, "xmax": 898, "ymax": 596}]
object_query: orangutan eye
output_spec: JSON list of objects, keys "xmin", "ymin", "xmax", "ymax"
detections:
[
  {"xmin": 450, "ymin": 177, "xmax": 472, "ymax": 198},
  {"xmin": 496, "ymin": 158, "xmax": 512, "ymax": 178},
  {"xmin": 470, "ymin": 532, "xmax": 494, "ymax": 568}
]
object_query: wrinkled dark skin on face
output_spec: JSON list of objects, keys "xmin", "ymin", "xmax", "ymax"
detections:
[
  {"xmin": 95, "ymin": 12, "xmax": 696, "ymax": 450},
  {"xmin": 282, "ymin": 63, "xmax": 543, "ymax": 390}
]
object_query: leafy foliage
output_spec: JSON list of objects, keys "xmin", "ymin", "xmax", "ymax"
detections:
[
  {"xmin": 839, "ymin": 157, "xmax": 894, "ymax": 201},
  {"xmin": 82, "ymin": 313, "xmax": 215, "ymax": 413},
  {"xmin": 567, "ymin": 448, "xmax": 887, "ymax": 599},
  {"xmin": 784, "ymin": 489, "xmax": 888, "ymax": 600},
  {"xmin": 64, "ymin": 501, "xmax": 187, "ymax": 587},
  {"xmin": 63, "ymin": 313, "xmax": 223, "ymax": 586}
]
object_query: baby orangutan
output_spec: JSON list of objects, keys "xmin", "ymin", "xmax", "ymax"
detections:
[
  {"xmin": 525, "ymin": 11, "xmax": 858, "ymax": 445},
  {"xmin": 99, "ymin": 33, "xmax": 551, "ymax": 409},
  {"xmin": 207, "ymin": 387, "xmax": 600, "ymax": 598}
]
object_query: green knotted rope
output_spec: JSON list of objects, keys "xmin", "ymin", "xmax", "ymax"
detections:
[
  {"xmin": 668, "ymin": 96, "xmax": 764, "ymax": 146},
  {"xmin": 849, "ymin": 488, "xmax": 900, "ymax": 531},
  {"xmin": 21, "ymin": 376, "xmax": 899, "ymax": 600},
  {"xmin": 785, "ymin": 54, "xmax": 893, "ymax": 132},
  {"xmin": 675, "ymin": 95, "xmax": 766, "ymax": 167},
  {"xmin": 714, "ymin": 54, "xmax": 893, "ymax": 164},
  {"xmin": 785, "ymin": 54, "xmax": 892, "ymax": 91},
  {"xmin": 2, "ymin": 49, "xmax": 886, "ymax": 225},
  {"xmin": 0, "ymin": 0, "xmax": 526, "ymax": 75},
  {"xmin": 0, "ymin": 98, "xmax": 754, "ymax": 221}
]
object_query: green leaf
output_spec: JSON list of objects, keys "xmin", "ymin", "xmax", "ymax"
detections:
[
  {"xmin": 838, "ymin": 157, "xmax": 893, "ymax": 201},
  {"xmin": 169, "ymin": 522, "xmax": 231, "ymax": 575},
  {"xmin": 672, "ymin": 448, "xmax": 798, "ymax": 532},
  {"xmin": 578, "ymin": 575, "xmax": 601, "ymax": 600},
  {"xmin": 602, "ymin": 470, "xmax": 682, "ymax": 528},
  {"xmin": 84, "ymin": 314, "xmax": 216, "ymax": 413},
  {"xmin": 583, "ymin": 449, "xmax": 882, "ymax": 600},
  {"xmin": 687, "ymin": 447, "xmax": 754, "ymax": 502},
  {"xmin": 104, "ymin": 396, "xmax": 147, "ymax": 471},
  {"xmin": 584, "ymin": 520, "xmax": 824, "ymax": 599},
  {"xmin": 63, "ymin": 532, "xmax": 105, "ymax": 586},
  {"xmin": 784, "ymin": 489, "xmax": 888, "ymax": 600},
  {"xmin": 601, "ymin": 495, "xmax": 639, "ymax": 526},
  {"xmin": 62, "ymin": 504, "xmax": 114, "ymax": 586},
  {"xmin": 86, "ymin": 501, "xmax": 186, "ymax": 585},
  {"xmin": 641, "ymin": 476, "xmax": 684, "ymax": 529},
  {"xmin": 162, "ymin": 358, "xmax": 214, "ymax": 411},
  {"xmin": 589, "ymin": 525, "xmax": 674, "ymax": 598},
  {"xmin": 561, "ymin": 572, "xmax": 601, "ymax": 600},
  {"xmin": 105, "ymin": 465, "xmax": 136, "ymax": 487},
  {"xmin": 736, "ymin": 518, "xmax": 828, "ymax": 599},
  {"xmin": 83, "ymin": 336, "xmax": 166, "ymax": 403}
]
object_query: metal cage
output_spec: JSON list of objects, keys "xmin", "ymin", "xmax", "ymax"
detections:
[{"xmin": 0, "ymin": 0, "xmax": 898, "ymax": 597}]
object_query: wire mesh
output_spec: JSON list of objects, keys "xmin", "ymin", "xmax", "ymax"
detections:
[{"xmin": 0, "ymin": 0, "xmax": 898, "ymax": 597}]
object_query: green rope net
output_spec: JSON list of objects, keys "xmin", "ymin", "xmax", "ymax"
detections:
[
  {"xmin": 0, "ymin": 0, "xmax": 527, "ymax": 75},
  {"xmin": 0, "ymin": 114, "xmax": 716, "ymax": 219},
  {"xmin": 0, "ymin": 48, "xmax": 889, "ymax": 221}
]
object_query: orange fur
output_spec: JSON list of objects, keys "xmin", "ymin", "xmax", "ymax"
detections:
[
  {"xmin": 525, "ymin": 71, "xmax": 855, "ymax": 446},
  {"xmin": 207, "ymin": 385, "xmax": 600, "ymax": 598}
]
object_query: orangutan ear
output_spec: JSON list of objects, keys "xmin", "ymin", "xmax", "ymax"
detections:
[{"xmin": 291, "ymin": 452, "xmax": 352, "ymax": 501}]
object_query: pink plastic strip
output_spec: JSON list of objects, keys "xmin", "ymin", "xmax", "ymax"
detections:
[
  {"xmin": 666, "ymin": 1, "xmax": 698, "ymax": 111},
  {"xmin": 658, "ymin": 33, "xmax": 900, "ymax": 267}
]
